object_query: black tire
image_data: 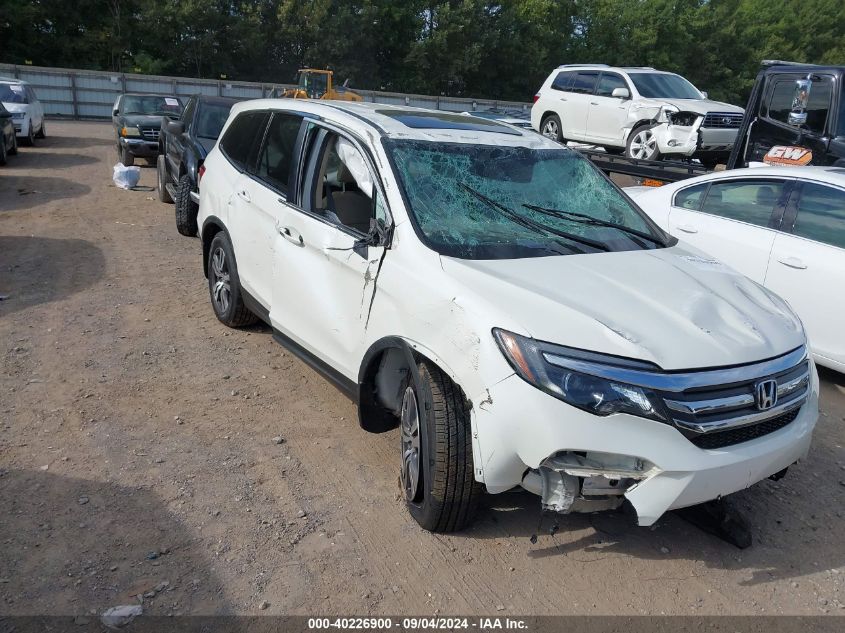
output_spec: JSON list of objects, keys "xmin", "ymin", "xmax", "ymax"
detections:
[
  {"xmin": 207, "ymin": 231, "xmax": 257, "ymax": 328},
  {"xmin": 119, "ymin": 145, "xmax": 135, "ymax": 166},
  {"xmin": 8, "ymin": 134, "xmax": 17, "ymax": 155},
  {"xmin": 21, "ymin": 124, "xmax": 34, "ymax": 147},
  {"xmin": 145, "ymin": 157, "xmax": 157, "ymax": 166},
  {"xmin": 626, "ymin": 124, "xmax": 661, "ymax": 161},
  {"xmin": 35, "ymin": 120, "xmax": 45, "ymax": 139},
  {"xmin": 157, "ymin": 155, "xmax": 173, "ymax": 203},
  {"xmin": 0, "ymin": 138, "xmax": 7, "ymax": 166},
  {"xmin": 540, "ymin": 114, "xmax": 563, "ymax": 143},
  {"xmin": 401, "ymin": 361, "xmax": 481, "ymax": 532},
  {"xmin": 175, "ymin": 174, "xmax": 199, "ymax": 237}
]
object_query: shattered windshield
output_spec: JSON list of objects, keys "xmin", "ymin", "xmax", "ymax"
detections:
[
  {"xmin": 629, "ymin": 73, "xmax": 703, "ymax": 100},
  {"xmin": 386, "ymin": 140, "xmax": 669, "ymax": 259}
]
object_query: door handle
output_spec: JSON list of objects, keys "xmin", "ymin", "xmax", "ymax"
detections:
[
  {"xmin": 590, "ymin": 102, "xmax": 599, "ymax": 106},
  {"xmin": 777, "ymin": 256, "xmax": 807, "ymax": 270},
  {"xmin": 676, "ymin": 224, "xmax": 698, "ymax": 234},
  {"xmin": 236, "ymin": 189, "xmax": 251, "ymax": 203},
  {"xmin": 278, "ymin": 226, "xmax": 304, "ymax": 246},
  {"xmin": 559, "ymin": 97, "xmax": 567, "ymax": 102}
]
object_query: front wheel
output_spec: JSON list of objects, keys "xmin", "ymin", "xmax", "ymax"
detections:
[
  {"xmin": 119, "ymin": 144, "xmax": 135, "ymax": 166},
  {"xmin": 175, "ymin": 174, "xmax": 199, "ymax": 237},
  {"xmin": 157, "ymin": 154, "xmax": 173, "ymax": 203},
  {"xmin": 626, "ymin": 125, "xmax": 661, "ymax": 161},
  {"xmin": 35, "ymin": 120, "xmax": 45, "ymax": 139},
  {"xmin": 401, "ymin": 361, "xmax": 481, "ymax": 532},
  {"xmin": 207, "ymin": 232, "xmax": 257, "ymax": 328},
  {"xmin": 22, "ymin": 124, "xmax": 35, "ymax": 147},
  {"xmin": 0, "ymin": 138, "xmax": 7, "ymax": 166},
  {"xmin": 8, "ymin": 133, "xmax": 17, "ymax": 155}
]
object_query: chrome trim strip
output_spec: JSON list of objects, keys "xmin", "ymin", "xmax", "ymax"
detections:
[
  {"xmin": 190, "ymin": 191, "xmax": 200, "ymax": 204},
  {"xmin": 674, "ymin": 399, "xmax": 805, "ymax": 434},
  {"xmin": 778, "ymin": 371, "xmax": 809, "ymax": 397},
  {"xmin": 543, "ymin": 346, "xmax": 807, "ymax": 392},
  {"xmin": 665, "ymin": 393, "xmax": 755, "ymax": 415}
]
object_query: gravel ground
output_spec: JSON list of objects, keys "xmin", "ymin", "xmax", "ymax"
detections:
[{"xmin": 1, "ymin": 121, "xmax": 844, "ymax": 618}]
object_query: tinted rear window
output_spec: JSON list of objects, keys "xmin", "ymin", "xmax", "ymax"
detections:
[
  {"xmin": 220, "ymin": 111, "xmax": 268, "ymax": 171},
  {"xmin": 551, "ymin": 71, "xmax": 575, "ymax": 92}
]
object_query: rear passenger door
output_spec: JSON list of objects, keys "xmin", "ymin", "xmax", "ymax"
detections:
[
  {"xmin": 668, "ymin": 178, "xmax": 790, "ymax": 281},
  {"xmin": 765, "ymin": 181, "xmax": 845, "ymax": 367},
  {"xmin": 563, "ymin": 71, "xmax": 599, "ymax": 141},
  {"xmin": 167, "ymin": 97, "xmax": 195, "ymax": 181},
  {"xmin": 269, "ymin": 123, "xmax": 391, "ymax": 379}
]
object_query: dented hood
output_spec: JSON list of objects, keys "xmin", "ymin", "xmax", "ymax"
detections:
[{"xmin": 440, "ymin": 246, "xmax": 804, "ymax": 371}]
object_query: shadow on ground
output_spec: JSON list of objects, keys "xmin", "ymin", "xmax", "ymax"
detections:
[
  {"xmin": 0, "ymin": 236, "xmax": 105, "ymax": 316},
  {"xmin": 32, "ymin": 133, "xmax": 116, "ymax": 150},
  {"xmin": 5, "ymin": 151, "xmax": 100, "ymax": 170},
  {"xmin": 0, "ymin": 175, "xmax": 91, "ymax": 212},
  {"xmin": 0, "ymin": 469, "xmax": 230, "ymax": 615}
]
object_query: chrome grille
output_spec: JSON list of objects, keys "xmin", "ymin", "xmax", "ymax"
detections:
[
  {"xmin": 139, "ymin": 126, "xmax": 159, "ymax": 141},
  {"xmin": 660, "ymin": 359, "xmax": 809, "ymax": 447},
  {"xmin": 702, "ymin": 112, "xmax": 743, "ymax": 129}
]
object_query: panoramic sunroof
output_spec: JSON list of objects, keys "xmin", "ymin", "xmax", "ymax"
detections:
[{"xmin": 376, "ymin": 110, "xmax": 522, "ymax": 135}]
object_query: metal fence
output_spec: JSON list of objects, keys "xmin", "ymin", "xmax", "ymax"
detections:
[{"xmin": 0, "ymin": 63, "xmax": 532, "ymax": 119}]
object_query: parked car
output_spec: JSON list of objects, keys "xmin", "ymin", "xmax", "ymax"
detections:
[
  {"xmin": 531, "ymin": 64, "xmax": 744, "ymax": 168},
  {"xmin": 0, "ymin": 102, "xmax": 18, "ymax": 165},
  {"xmin": 727, "ymin": 61, "xmax": 845, "ymax": 169},
  {"xmin": 197, "ymin": 101, "xmax": 817, "ymax": 532},
  {"xmin": 627, "ymin": 166, "xmax": 845, "ymax": 373},
  {"xmin": 157, "ymin": 94, "xmax": 242, "ymax": 236},
  {"xmin": 462, "ymin": 109, "xmax": 533, "ymax": 129},
  {"xmin": 112, "ymin": 93, "xmax": 183, "ymax": 166},
  {"xmin": 0, "ymin": 77, "xmax": 45, "ymax": 146}
]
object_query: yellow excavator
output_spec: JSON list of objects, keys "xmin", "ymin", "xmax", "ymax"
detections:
[{"xmin": 277, "ymin": 69, "xmax": 362, "ymax": 101}]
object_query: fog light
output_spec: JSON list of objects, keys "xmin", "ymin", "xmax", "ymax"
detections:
[{"xmin": 668, "ymin": 140, "xmax": 680, "ymax": 147}]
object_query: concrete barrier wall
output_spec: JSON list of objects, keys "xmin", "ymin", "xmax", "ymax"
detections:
[{"xmin": 0, "ymin": 63, "xmax": 531, "ymax": 119}]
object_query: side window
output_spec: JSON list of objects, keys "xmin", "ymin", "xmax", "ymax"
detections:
[
  {"xmin": 673, "ymin": 183, "xmax": 708, "ymax": 210},
  {"xmin": 219, "ymin": 111, "xmax": 268, "ymax": 171},
  {"xmin": 767, "ymin": 77, "xmax": 833, "ymax": 135},
  {"xmin": 551, "ymin": 71, "xmax": 575, "ymax": 92},
  {"xmin": 309, "ymin": 131, "xmax": 377, "ymax": 234},
  {"xmin": 571, "ymin": 72, "xmax": 599, "ymax": 95},
  {"xmin": 792, "ymin": 183, "xmax": 845, "ymax": 249},
  {"xmin": 181, "ymin": 99, "xmax": 196, "ymax": 130},
  {"xmin": 255, "ymin": 112, "xmax": 303, "ymax": 195},
  {"xmin": 699, "ymin": 179, "xmax": 786, "ymax": 227},
  {"xmin": 595, "ymin": 73, "xmax": 626, "ymax": 98}
]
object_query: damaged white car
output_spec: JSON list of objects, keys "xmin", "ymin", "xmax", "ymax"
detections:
[
  {"xmin": 531, "ymin": 64, "xmax": 744, "ymax": 168},
  {"xmin": 198, "ymin": 101, "xmax": 818, "ymax": 533}
]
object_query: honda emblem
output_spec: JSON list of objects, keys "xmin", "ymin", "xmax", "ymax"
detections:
[{"xmin": 755, "ymin": 379, "xmax": 778, "ymax": 411}]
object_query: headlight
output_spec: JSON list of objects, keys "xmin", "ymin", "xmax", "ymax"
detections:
[
  {"xmin": 493, "ymin": 328, "xmax": 668, "ymax": 422},
  {"xmin": 657, "ymin": 105, "xmax": 679, "ymax": 123},
  {"xmin": 667, "ymin": 111, "xmax": 699, "ymax": 127},
  {"xmin": 121, "ymin": 126, "xmax": 141, "ymax": 137}
]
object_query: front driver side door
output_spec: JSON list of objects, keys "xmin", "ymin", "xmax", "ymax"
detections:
[
  {"xmin": 270, "ymin": 124, "xmax": 390, "ymax": 380},
  {"xmin": 585, "ymin": 72, "xmax": 631, "ymax": 145},
  {"xmin": 668, "ymin": 178, "xmax": 790, "ymax": 281}
]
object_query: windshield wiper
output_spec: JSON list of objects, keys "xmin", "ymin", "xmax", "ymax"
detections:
[
  {"xmin": 522, "ymin": 203, "xmax": 669, "ymax": 247},
  {"xmin": 458, "ymin": 183, "xmax": 609, "ymax": 253}
]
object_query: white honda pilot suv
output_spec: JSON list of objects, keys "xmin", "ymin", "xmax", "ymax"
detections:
[
  {"xmin": 197, "ymin": 100, "xmax": 817, "ymax": 533},
  {"xmin": 531, "ymin": 64, "xmax": 744, "ymax": 168}
]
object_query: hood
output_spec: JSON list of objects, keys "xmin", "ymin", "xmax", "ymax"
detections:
[
  {"xmin": 197, "ymin": 137, "xmax": 215, "ymax": 156},
  {"xmin": 120, "ymin": 114, "xmax": 174, "ymax": 128},
  {"xmin": 2, "ymin": 102, "xmax": 28, "ymax": 114},
  {"xmin": 632, "ymin": 98, "xmax": 744, "ymax": 116},
  {"xmin": 440, "ymin": 245, "xmax": 804, "ymax": 371}
]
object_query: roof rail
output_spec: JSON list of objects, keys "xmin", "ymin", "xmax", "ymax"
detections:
[
  {"xmin": 761, "ymin": 59, "xmax": 819, "ymax": 67},
  {"xmin": 621, "ymin": 66, "xmax": 656, "ymax": 70},
  {"xmin": 556, "ymin": 63, "xmax": 609, "ymax": 69}
]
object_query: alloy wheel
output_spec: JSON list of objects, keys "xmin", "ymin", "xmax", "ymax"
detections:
[
  {"xmin": 400, "ymin": 385, "xmax": 422, "ymax": 502},
  {"xmin": 210, "ymin": 247, "xmax": 231, "ymax": 315},
  {"xmin": 542, "ymin": 119, "xmax": 559, "ymax": 140},
  {"xmin": 630, "ymin": 129, "xmax": 657, "ymax": 160}
]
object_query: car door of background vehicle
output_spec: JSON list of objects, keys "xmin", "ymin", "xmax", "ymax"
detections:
[
  {"xmin": 667, "ymin": 178, "xmax": 790, "ymax": 281},
  {"xmin": 270, "ymin": 124, "xmax": 389, "ymax": 379},
  {"xmin": 585, "ymin": 72, "xmax": 631, "ymax": 144},
  {"xmin": 167, "ymin": 97, "xmax": 195, "ymax": 179},
  {"xmin": 563, "ymin": 71, "xmax": 599, "ymax": 141},
  {"xmin": 765, "ymin": 181, "xmax": 845, "ymax": 368}
]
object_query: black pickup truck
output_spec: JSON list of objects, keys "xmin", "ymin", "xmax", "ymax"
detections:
[
  {"xmin": 157, "ymin": 95, "xmax": 242, "ymax": 236},
  {"xmin": 113, "ymin": 93, "xmax": 183, "ymax": 166}
]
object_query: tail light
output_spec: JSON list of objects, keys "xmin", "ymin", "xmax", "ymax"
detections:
[
  {"xmin": 198, "ymin": 164, "xmax": 206, "ymax": 184},
  {"xmin": 533, "ymin": 94, "xmax": 540, "ymax": 103}
]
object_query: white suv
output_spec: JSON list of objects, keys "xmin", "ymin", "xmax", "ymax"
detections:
[
  {"xmin": 0, "ymin": 77, "xmax": 46, "ymax": 146},
  {"xmin": 197, "ymin": 101, "xmax": 817, "ymax": 532},
  {"xmin": 531, "ymin": 65, "xmax": 744, "ymax": 168}
]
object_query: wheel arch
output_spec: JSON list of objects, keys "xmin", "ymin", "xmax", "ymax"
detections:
[
  {"xmin": 201, "ymin": 216, "xmax": 227, "ymax": 279},
  {"xmin": 357, "ymin": 336, "xmax": 469, "ymax": 434}
]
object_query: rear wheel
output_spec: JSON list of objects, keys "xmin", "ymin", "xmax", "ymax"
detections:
[
  {"xmin": 540, "ymin": 114, "xmax": 564, "ymax": 143},
  {"xmin": 157, "ymin": 155, "xmax": 173, "ymax": 203},
  {"xmin": 401, "ymin": 361, "xmax": 481, "ymax": 532},
  {"xmin": 175, "ymin": 174, "xmax": 199, "ymax": 237},
  {"xmin": 207, "ymin": 231, "xmax": 257, "ymax": 328},
  {"xmin": 626, "ymin": 124, "xmax": 660, "ymax": 161}
]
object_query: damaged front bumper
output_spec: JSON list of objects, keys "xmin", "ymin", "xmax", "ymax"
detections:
[
  {"xmin": 639, "ymin": 114, "xmax": 739, "ymax": 158},
  {"xmin": 472, "ymin": 368, "xmax": 818, "ymax": 526}
]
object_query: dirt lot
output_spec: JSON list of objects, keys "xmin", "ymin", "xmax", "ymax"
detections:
[{"xmin": 1, "ymin": 121, "xmax": 844, "ymax": 618}]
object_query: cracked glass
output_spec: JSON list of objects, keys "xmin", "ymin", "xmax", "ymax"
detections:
[{"xmin": 386, "ymin": 140, "xmax": 668, "ymax": 259}]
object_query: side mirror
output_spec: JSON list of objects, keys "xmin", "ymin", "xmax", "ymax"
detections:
[
  {"xmin": 611, "ymin": 87, "xmax": 630, "ymax": 99},
  {"xmin": 167, "ymin": 120, "xmax": 185, "ymax": 135},
  {"xmin": 701, "ymin": 91, "xmax": 709, "ymax": 99},
  {"xmin": 113, "ymin": 108, "xmax": 119, "ymax": 116},
  {"xmin": 788, "ymin": 77, "xmax": 812, "ymax": 127}
]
